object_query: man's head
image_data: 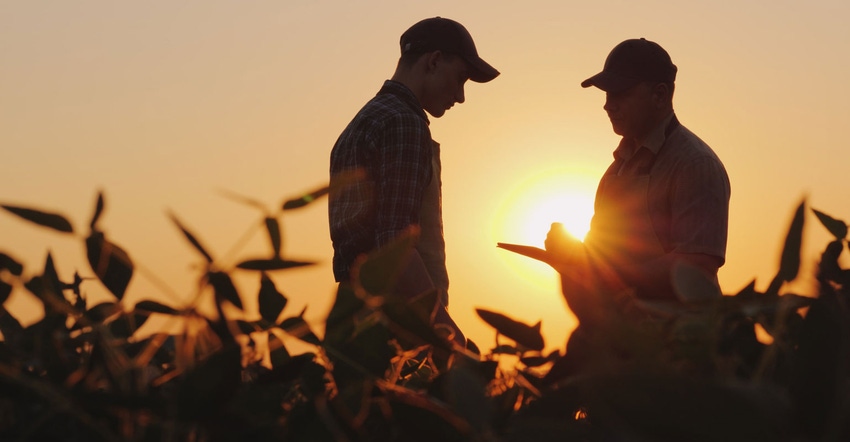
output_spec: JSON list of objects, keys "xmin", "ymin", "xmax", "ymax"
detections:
[
  {"xmin": 393, "ymin": 17, "xmax": 499, "ymax": 118},
  {"xmin": 582, "ymin": 38, "xmax": 676, "ymax": 94},
  {"xmin": 583, "ymin": 38, "xmax": 676, "ymax": 139},
  {"xmin": 400, "ymin": 17, "xmax": 499, "ymax": 83}
]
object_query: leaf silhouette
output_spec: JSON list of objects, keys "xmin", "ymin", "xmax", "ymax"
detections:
[
  {"xmin": 812, "ymin": 208, "xmax": 847, "ymax": 240},
  {"xmin": 109, "ymin": 311, "xmax": 149, "ymax": 339},
  {"xmin": 1, "ymin": 204, "xmax": 74, "ymax": 233},
  {"xmin": 766, "ymin": 200, "xmax": 805, "ymax": 295},
  {"xmin": 85, "ymin": 301, "xmax": 121, "ymax": 323},
  {"xmin": 85, "ymin": 231, "xmax": 134, "ymax": 300},
  {"xmin": 268, "ymin": 332, "xmax": 291, "ymax": 369},
  {"xmin": 168, "ymin": 212, "xmax": 214, "ymax": 263},
  {"xmin": 265, "ymin": 217, "xmax": 282, "ymax": 257},
  {"xmin": 282, "ymin": 185, "xmax": 329, "ymax": 210},
  {"xmin": 89, "ymin": 191, "xmax": 105, "ymax": 230},
  {"xmin": 0, "ymin": 252, "xmax": 23, "ymax": 276},
  {"xmin": 352, "ymin": 226, "xmax": 418, "ymax": 296},
  {"xmin": 217, "ymin": 188, "xmax": 268, "ymax": 212},
  {"xmin": 258, "ymin": 274, "xmax": 287, "ymax": 323},
  {"xmin": 280, "ymin": 315, "xmax": 321, "ymax": 345},
  {"xmin": 0, "ymin": 280, "xmax": 12, "ymax": 305},
  {"xmin": 236, "ymin": 257, "xmax": 313, "ymax": 271},
  {"xmin": 207, "ymin": 271, "xmax": 243, "ymax": 310},
  {"xmin": 134, "ymin": 300, "xmax": 179, "ymax": 315},
  {"xmin": 24, "ymin": 254, "xmax": 73, "ymax": 314},
  {"xmin": 476, "ymin": 308, "xmax": 545, "ymax": 351}
]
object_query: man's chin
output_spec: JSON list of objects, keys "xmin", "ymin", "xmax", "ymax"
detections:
[{"xmin": 426, "ymin": 108, "xmax": 446, "ymax": 118}]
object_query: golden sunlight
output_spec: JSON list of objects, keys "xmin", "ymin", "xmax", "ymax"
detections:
[{"xmin": 493, "ymin": 167, "xmax": 597, "ymax": 287}]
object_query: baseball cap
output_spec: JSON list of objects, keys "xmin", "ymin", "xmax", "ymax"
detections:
[
  {"xmin": 581, "ymin": 38, "xmax": 677, "ymax": 93},
  {"xmin": 400, "ymin": 17, "xmax": 500, "ymax": 83}
]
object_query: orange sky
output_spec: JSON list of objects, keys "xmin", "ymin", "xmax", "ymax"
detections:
[{"xmin": 2, "ymin": 1, "xmax": 849, "ymax": 353}]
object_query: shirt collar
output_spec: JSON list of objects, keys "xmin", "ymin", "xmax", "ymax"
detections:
[
  {"xmin": 378, "ymin": 80, "xmax": 430, "ymax": 125},
  {"xmin": 613, "ymin": 112, "xmax": 675, "ymax": 161}
]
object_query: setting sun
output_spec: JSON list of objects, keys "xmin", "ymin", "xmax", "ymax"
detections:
[{"xmin": 493, "ymin": 167, "xmax": 597, "ymax": 286}]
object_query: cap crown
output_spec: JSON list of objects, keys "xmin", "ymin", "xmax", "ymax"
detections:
[
  {"xmin": 399, "ymin": 17, "xmax": 499, "ymax": 83},
  {"xmin": 582, "ymin": 38, "xmax": 677, "ymax": 92}
]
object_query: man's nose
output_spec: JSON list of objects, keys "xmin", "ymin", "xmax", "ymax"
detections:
[
  {"xmin": 603, "ymin": 94, "xmax": 616, "ymax": 112},
  {"xmin": 456, "ymin": 86, "xmax": 465, "ymax": 104}
]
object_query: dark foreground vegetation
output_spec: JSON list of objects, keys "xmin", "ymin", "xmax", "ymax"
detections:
[{"xmin": 0, "ymin": 189, "xmax": 847, "ymax": 441}]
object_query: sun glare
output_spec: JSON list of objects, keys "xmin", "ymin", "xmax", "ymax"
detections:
[{"xmin": 493, "ymin": 168, "xmax": 597, "ymax": 288}]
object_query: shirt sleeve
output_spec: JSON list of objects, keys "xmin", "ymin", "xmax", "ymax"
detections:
[
  {"xmin": 374, "ymin": 112, "xmax": 432, "ymax": 247},
  {"xmin": 669, "ymin": 155, "xmax": 731, "ymax": 263}
]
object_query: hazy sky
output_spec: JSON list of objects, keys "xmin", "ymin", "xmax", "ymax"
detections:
[{"xmin": 2, "ymin": 0, "xmax": 849, "ymax": 351}]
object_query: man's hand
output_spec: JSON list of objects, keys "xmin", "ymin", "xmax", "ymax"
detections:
[{"xmin": 544, "ymin": 222, "xmax": 584, "ymax": 267}]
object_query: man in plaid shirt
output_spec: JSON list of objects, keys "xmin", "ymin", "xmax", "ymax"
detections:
[{"xmin": 329, "ymin": 17, "xmax": 499, "ymax": 346}]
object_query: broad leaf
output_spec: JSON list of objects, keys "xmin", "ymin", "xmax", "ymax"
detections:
[
  {"xmin": 766, "ymin": 200, "xmax": 805, "ymax": 295},
  {"xmin": 134, "ymin": 300, "xmax": 179, "ymax": 315},
  {"xmin": 236, "ymin": 319, "xmax": 261, "ymax": 335},
  {"xmin": 476, "ymin": 308, "xmax": 545, "ymax": 351},
  {"xmin": 268, "ymin": 332, "xmax": 291, "ymax": 368},
  {"xmin": 168, "ymin": 212, "xmax": 214, "ymax": 263},
  {"xmin": 236, "ymin": 257, "xmax": 313, "ymax": 271},
  {"xmin": 1, "ymin": 204, "xmax": 74, "ymax": 233},
  {"xmin": 280, "ymin": 315, "xmax": 321, "ymax": 345},
  {"xmin": 0, "ymin": 280, "xmax": 11, "ymax": 305},
  {"xmin": 85, "ymin": 302, "xmax": 121, "ymax": 323},
  {"xmin": 109, "ymin": 311, "xmax": 149, "ymax": 339},
  {"xmin": 520, "ymin": 355, "xmax": 550, "ymax": 367},
  {"xmin": 352, "ymin": 227, "xmax": 418, "ymax": 296},
  {"xmin": 86, "ymin": 231, "xmax": 134, "ymax": 300},
  {"xmin": 812, "ymin": 208, "xmax": 847, "ymax": 240},
  {"xmin": 258, "ymin": 274, "xmax": 287, "ymax": 323},
  {"xmin": 282, "ymin": 185, "xmax": 329, "ymax": 210},
  {"xmin": 0, "ymin": 307, "xmax": 23, "ymax": 344},
  {"xmin": 24, "ymin": 254, "xmax": 72, "ymax": 314},
  {"xmin": 217, "ymin": 188, "xmax": 268, "ymax": 212},
  {"xmin": 207, "ymin": 271, "xmax": 243, "ymax": 310},
  {"xmin": 0, "ymin": 252, "xmax": 23, "ymax": 276},
  {"xmin": 89, "ymin": 191, "xmax": 105, "ymax": 230},
  {"xmin": 265, "ymin": 217, "xmax": 282, "ymax": 257}
]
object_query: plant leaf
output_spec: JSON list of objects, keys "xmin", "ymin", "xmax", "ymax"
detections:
[
  {"xmin": 85, "ymin": 231, "xmax": 134, "ymax": 300},
  {"xmin": 1, "ymin": 204, "xmax": 74, "ymax": 233},
  {"xmin": 282, "ymin": 185, "xmax": 329, "ymax": 210},
  {"xmin": 0, "ymin": 252, "xmax": 24, "ymax": 276},
  {"xmin": 167, "ymin": 211, "xmax": 214, "ymax": 263},
  {"xmin": 767, "ymin": 199, "xmax": 805, "ymax": 295},
  {"xmin": 265, "ymin": 217, "xmax": 282, "ymax": 257},
  {"xmin": 476, "ymin": 308, "xmax": 545, "ymax": 351},
  {"xmin": 89, "ymin": 191, "xmax": 105, "ymax": 230},
  {"xmin": 352, "ymin": 227, "xmax": 418, "ymax": 296},
  {"xmin": 207, "ymin": 271, "xmax": 243, "ymax": 310},
  {"xmin": 280, "ymin": 315, "xmax": 321, "ymax": 345},
  {"xmin": 85, "ymin": 301, "xmax": 121, "ymax": 323},
  {"xmin": 109, "ymin": 311, "xmax": 149, "ymax": 339},
  {"xmin": 812, "ymin": 208, "xmax": 847, "ymax": 240},
  {"xmin": 217, "ymin": 188, "xmax": 268, "ymax": 212},
  {"xmin": 236, "ymin": 257, "xmax": 313, "ymax": 271},
  {"xmin": 0, "ymin": 280, "xmax": 11, "ymax": 305},
  {"xmin": 134, "ymin": 300, "xmax": 179, "ymax": 315},
  {"xmin": 258, "ymin": 274, "xmax": 287, "ymax": 323}
]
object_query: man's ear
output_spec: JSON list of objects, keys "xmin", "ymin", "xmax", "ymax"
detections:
[
  {"xmin": 652, "ymin": 82, "xmax": 671, "ymax": 107},
  {"xmin": 424, "ymin": 50, "xmax": 443, "ymax": 73}
]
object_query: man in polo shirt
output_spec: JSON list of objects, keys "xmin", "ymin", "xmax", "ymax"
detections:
[
  {"xmin": 329, "ymin": 17, "xmax": 499, "ymax": 347},
  {"xmin": 545, "ymin": 38, "xmax": 730, "ymax": 322}
]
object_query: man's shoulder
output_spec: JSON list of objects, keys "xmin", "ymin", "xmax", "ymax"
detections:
[{"xmin": 666, "ymin": 123, "xmax": 723, "ymax": 163}]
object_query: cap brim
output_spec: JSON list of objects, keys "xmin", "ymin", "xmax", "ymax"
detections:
[
  {"xmin": 581, "ymin": 71, "xmax": 640, "ymax": 93},
  {"xmin": 464, "ymin": 55, "xmax": 500, "ymax": 83}
]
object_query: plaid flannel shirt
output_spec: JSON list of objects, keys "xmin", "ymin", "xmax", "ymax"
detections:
[{"xmin": 329, "ymin": 80, "xmax": 433, "ymax": 281}]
